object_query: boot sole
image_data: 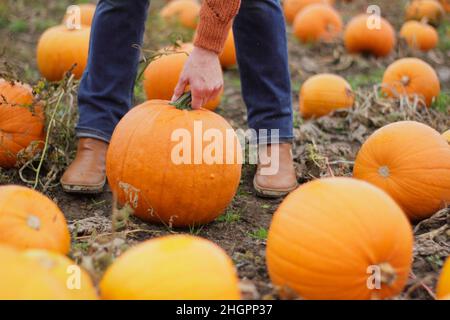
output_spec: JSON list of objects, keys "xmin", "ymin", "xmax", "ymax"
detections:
[
  {"xmin": 61, "ymin": 180, "xmax": 106, "ymax": 194},
  {"xmin": 253, "ymin": 178, "xmax": 298, "ymax": 199}
]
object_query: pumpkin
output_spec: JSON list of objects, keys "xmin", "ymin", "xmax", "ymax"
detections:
[
  {"xmin": 0, "ymin": 79, "xmax": 45, "ymax": 168},
  {"xmin": 62, "ymin": 3, "xmax": 96, "ymax": 27},
  {"xmin": 23, "ymin": 249, "xmax": 98, "ymax": 300},
  {"xmin": 437, "ymin": 257, "xmax": 450, "ymax": 299},
  {"xmin": 400, "ymin": 20, "xmax": 439, "ymax": 51},
  {"xmin": 293, "ymin": 4, "xmax": 343, "ymax": 43},
  {"xmin": 143, "ymin": 44, "xmax": 223, "ymax": 111},
  {"xmin": 160, "ymin": 0, "xmax": 200, "ymax": 29},
  {"xmin": 344, "ymin": 14, "xmax": 396, "ymax": 57},
  {"xmin": 381, "ymin": 58, "xmax": 440, "ymax": 107},
  {"xmin": 219, "ymin": 30, "xmax": 237, "ymax": 69},
  {"xmin": 100, "ymin": 235, "xmax": 241, "ymax": 299},
  {"xmin": 37, "ymin": 25, "xmax": 90, "ymax": 81},
  {"xmin": 443, "ymin": 130, "xmax": 450, "ymax": 143},
  {"xmin": 283, "ymin": 0, "xmax": 335, "ymax": 24},
  {"xmin": 0, "ymin": 185, "xmax": 71, "ymax": 253},
  {"xmin": 106, "ymin": 96, "xmax": 242, "ymax": 227},
  {"xmin": 299, "ymin": 74, "xmax": 354, "ymax": 119},
  {"xmin": 439, "ymin": 0, "xmax": 450, "ymax": 12},
  {"xmin": 405, "ymin": 0, "xmax": 445, "ymax": 26},
  {"xmin": 0, "ymin": 245, "xmax": 71, "ymax": 299},
  {"xmin": 354, "ymin": 121, "xmax": 450, "ymax": 221},
  {"xmin": 266, "ymin": 177, "xmax": 413, "ymax": 300}
]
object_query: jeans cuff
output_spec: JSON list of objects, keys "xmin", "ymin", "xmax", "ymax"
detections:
[{"xmin": 76, "ymin": 127, "xmax": 111, "ymax": 143}]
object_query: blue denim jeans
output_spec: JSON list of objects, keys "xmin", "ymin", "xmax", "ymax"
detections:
[{"xmin": 77, "ymin": 0, "xmax": 293, "ymax": 144}]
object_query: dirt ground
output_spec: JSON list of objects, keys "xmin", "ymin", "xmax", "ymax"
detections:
[{"xmin": 0, "ymin": 0, "xmax": 449, "ymax": 299}]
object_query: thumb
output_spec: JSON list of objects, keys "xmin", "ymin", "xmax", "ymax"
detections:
[{"xmin": 171, "ymin": 77, "xmax": 188, "ymax": 102}]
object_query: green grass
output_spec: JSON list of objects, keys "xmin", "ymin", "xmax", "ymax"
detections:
[
  {"xmin": 248, "ymin": 227, "xmax": 268, "ymax": 241},
  {"xmin": 347, "ymin": 69, "xmax": 384, "ymax": 88},
  {"xmin": 432, "ymin": 92, "xmax": 450, "ymax": 113},
  {"xmin": 437, "ymin": 19, "xmax": 450, "ymax": 51},
  {"xmin": 216, "ymin": 209, "xmax": 241, "ymax": 223},
  {"xmin": 8, "ymin": 19, "xmax": 28, "ymax": 33}
]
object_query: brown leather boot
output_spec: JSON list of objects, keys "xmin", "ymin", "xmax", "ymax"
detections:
[
  {"xmin": 60, "ymin": 138, "xmax": 108, "ymax": 194},
  {"xmin": 253, "ymin": 143, "xmax": 298, "ymax": 198}
]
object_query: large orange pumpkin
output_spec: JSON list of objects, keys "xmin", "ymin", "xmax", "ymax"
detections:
[
  {"xmin": 266, "ymin": 177, "xmax": 413, "ymax": 300},
  {"xmin": 344, "ymin": 14, "xmax": 396, "ymax": 57},
  {"xmin": 283, "ymin": 0, "xmax": 335, "ymax": 24},
  {"xmin": 0, "ymin": 245, "xmax": 71, "ymax": 300},
  {"xmin": 143, "ymin": 44, "xmax": 223, "ymax": 111},
  {"xmin": 0, "ymin": 185, "xmax": 71, "ymax": 254},
  {"xmin": 0, "ymin": 79, "xmax": 45, "ymax": 168},
  {"xmin": 299, "ymin": 74, "xmax": 354, "ymax": 119},
  {"xmin": 62, "ymin": 3, "xmax": 96, "ymax": 27},
  {"xmin": 381, "ymin": 58, "xmax": 440, "ymax": 107},
  {"xmin": 23, "ymin": 249, "xmax": 98, "ymax": 300},
  {"xmin": 219, "ymin": 30, "xmax": 237, "ymax": 69},
  {"xmin": 37, "ymin": 25, "xmax": 90, "ymax": 81},
  {"xmin": 106, "ymin": 97, "xmax": 242, "ymax": 227},
  {"xmin": 405, "ymin": 0, "xmax": 445, "ymax": 26},
  {"xmin": 400, "ymin": 20, "xmax": 439, "ymax": 51},
  {"xmin": 353, "ymin": 121, "xmax": 450, "ymax": 221},
  {"xmin": 443, "ymin": 130, "xmax": 450, "ymax": 143},
  {"xmin": 437, "ymin": 257, "xmax": 450, "ymax": 299},
  {"xmin": 100, "ymin": 235, "xmax": 241, "ymax": 299},
  {"xmin": 293, "ymin": 4, "xmax": 342, "ymax": 43},
  {"xmin": 160, "ymin": 0, "xmax": 200, "ymax": 29}
]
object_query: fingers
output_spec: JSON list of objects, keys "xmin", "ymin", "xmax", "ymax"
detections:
[
  {"xmin": 171, "ymin": 77, "xmax": 188, "ymax": 102},
  {"xmin": 191, "ymin": 87, "xmax": 205, "ymax": 109},
  {"xmin": 190, "ymin": 84, "xmax": 223, "ymax": 109}
]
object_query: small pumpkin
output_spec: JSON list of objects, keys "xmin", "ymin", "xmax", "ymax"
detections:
[
  {"xmin": 283, "ymin": 0, "xmax": 335, "ymax": 24},
  {"xmin": 100, "ymin": 235, "xmax": 241, "ymax": 299},
  {"xmin": 0, "ymin": 185, "xmax": 71, "ymax": 254},
  {"xmin": 439, "ymin": 0, "xmax": 450, "ymax": 12},
  {"xmin": 443, "ymin": 130, "xmax": 450, "ymax": 143},
  {"xmin": 293, "ymin": 4, "xmax": 343, "ymax": 43},
  {"xmin": 160, "ymin": 0, "xmax": 200, "ymax": 29},
  {"xmin": 143, "ymin": 44, "xmax": 223, "ymax": 111},
  {"xmin": 62, "ymin": 3, "xmax": 96, "ymax": 27},
  {"xmin": 0, "ymin": 245, "xmax": 71, "ymax": 300},
  {"xmin": 37, "ymin": 25, "xmax": 90, "ymax": 81},
  {"xmin": 23, "ymin": 249, "xmax": 98, "ymax": 300},
  {"xmin": 400, "ymin": 20, "xmax": 439, "ymax": 51},
  {"xmin": 106, "ymin": 95, "xmax": 242, "ymax": 227},
  {"xmin": 381, "ymin": 58, "xmax": 440, "ymax": 107},
  {"xmin": 437, "ymin": 257, "xmax": 450, "ymax": 299},
  {"xmin": 266, "ymin": 177, "xmax": 413, "ymax": 300},
  {"xmin": 353, "ymin": 121, "xmax": 450, "ymax": 221},
  {"xmin": 344, "ymin": 14, "xmax": 396, "ymax": 57},
  {"xmin": 405, "ymin": 0, "xmax": 445, "ymax": 26},
  {"xmin": 299, "ymin": 74, "xmax": 354, "ymax": 119},
  {"xmin": 219, "ymin": 30, "xmax": 237, "ymax": 69},
  {"xmin": 0, "ymin": 79, "xmax": 45, "ymax": 168}
]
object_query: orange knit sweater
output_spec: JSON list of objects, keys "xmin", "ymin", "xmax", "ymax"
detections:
[{"xmin": 194, "ymin": 0, "xmax": 241, "ymax": 54}]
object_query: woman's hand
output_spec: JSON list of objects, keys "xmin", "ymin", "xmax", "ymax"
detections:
[{"xmin": 171, "ymin": 46, "xmax": 223, "ymax": 109}]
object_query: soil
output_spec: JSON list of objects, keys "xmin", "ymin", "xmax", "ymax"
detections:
[{"xmin": 0, "ymin": 0, "xmax": 449, "ymax": 300}]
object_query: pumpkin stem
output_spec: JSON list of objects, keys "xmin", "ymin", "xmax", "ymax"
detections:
[
  {"xmin": 378, "ymin": 262, "xmax": 397, "ymax": 286},
  {"xmin": 170, "ymin": 92, "xmax": 192, "ymax": 110},
  {"xmin": 378, "ymin": 166, "xmax": 390, "ymax": 178},
  {"xmin": 27, "ymin": 215, "xmax": 41, "ymax": 231},
  {"xmin": 400, "ymin": 76, "xmax": 410, "ymax": 86}
]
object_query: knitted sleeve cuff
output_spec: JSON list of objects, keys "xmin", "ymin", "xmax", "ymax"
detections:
[{"xmin": 194, "ymin": 0, "xmax": 241, "ymax": 54}]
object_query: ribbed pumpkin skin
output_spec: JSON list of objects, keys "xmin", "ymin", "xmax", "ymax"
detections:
[
  {"xmin": 219, "ymin": 31, "xmax": 237, "ymax": 69},
  {"xmin": 37, "ymin": 25, "xmax": 90, "ymax": 81},
  {"xmin": 299, "ymin": 74, "xmax": 354, "ymax": 119},
  {"xmin": 443, "ymin": 130, "xmax": 450, "ymax": 143},
  {"xmin": 293, "ymin": 4, "xmax": 343, "ymax": 43},
  {"xmin": 100, "ymin": 235, "xmax": 241, "ymax": 300},
  {"xmin": 283, "ymin": 0, "xmax": 335, "ymax": 24},
  {"xmin": 62, "ymin": 3, "xmax": 96, "ymax": 26},
  {"xmin": 437, "ymin": 257, "xmax": 450, "ymax": 299},
  {"xmin": 0, "ymin": 80, "xmax": 45, "ymax": 168},
  {"xmin": 400, "ymin": 21, "xmax": 439, "ymax": 51},
  {"xmin": 160, "ymin": 0, "xmax": 200, "ymax": 29},
  {"xmin": 106, "ymin": 100, "xmax": 242, "ymax": 227},
  {"xmin": 24, "ymin": 250, "xmax": 98, "ymax": 300},
  {"xmin": 143, "ymin": 47, "xmax": 223, "ymax": 111},
  {"xmin": 344, "ymin": 14, "xmax": 396, "ymax": 57},
  {"xmin": 0, "ymin": 245, "xmax": 71, "ymax": 300},
  {"xmin": 381, "ymin": 58, "xmax": 440, "ymax": 107},
  {"xmin": 267, "ymin": 178, "xmax": 413, "ymax": 300},
  {"xmin": 0, "ymin": 185, "xmax": 71, "ymax": 254},
  {"xmin": 353, "ymin": 121, "xmax": 450, "ymax": 221},
  {"xmin": 405, "ymin": 0, "xmax": 445, "ymax": 26}
]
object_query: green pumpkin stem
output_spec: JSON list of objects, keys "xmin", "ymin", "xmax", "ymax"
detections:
[{"xmin": 170, "ymin": 92, "xmax": 192, "ymax": 110}]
